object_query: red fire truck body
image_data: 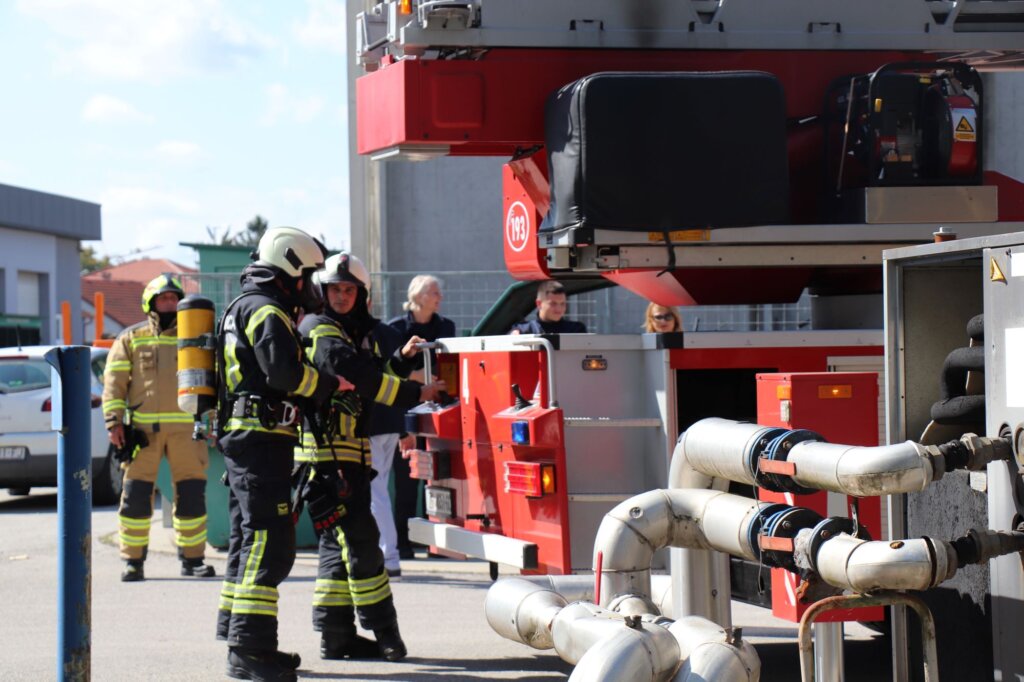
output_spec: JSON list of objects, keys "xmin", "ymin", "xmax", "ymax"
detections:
[{"xmin": 354, "ymin": 2, "xmax": 1024, "ymax": 591}]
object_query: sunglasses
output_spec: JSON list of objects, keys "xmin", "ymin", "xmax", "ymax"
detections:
[{"xmin": 652, "ymin": 314, "xmax": 674, "ymax": 322}]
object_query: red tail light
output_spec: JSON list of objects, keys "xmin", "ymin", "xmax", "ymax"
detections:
[
  {"xmin": 42, "ymin": 394, "xmax": 102, "ymax": 411},
  {"xmin": 504, "ymin": 461, "xmax": 556, "ymax": 498}
]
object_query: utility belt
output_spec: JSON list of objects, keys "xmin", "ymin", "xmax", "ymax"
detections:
[{"xmin": 228, "ymin": 393, "xmax": 301, "ymax": 430}]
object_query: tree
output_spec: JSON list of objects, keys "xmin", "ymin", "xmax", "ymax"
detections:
[
  {"xmin": 202, "ymin": 215, "xmax": 268, "ymax": 248},
  {"xmin": 205, "ymin": 225, "xmax": 235, "ymax": 245},
  {"xmin": 233, "ymin": 215, "xmax": 268, "ymax": 248},
  {"xmin": 80, "ymin": 245, "xmax": 112, "ymax": 273}
]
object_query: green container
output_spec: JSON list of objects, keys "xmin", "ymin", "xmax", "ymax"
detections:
[{"xmin": 156, "ymin": 446, "xmax": 319, "ymax": 550}]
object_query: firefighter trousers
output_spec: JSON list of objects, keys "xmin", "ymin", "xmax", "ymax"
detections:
[
  {"xmin": 313, "ymin": 462, "xmax": 397, "ymax": 635},
  {"xmin": 218, "ymin": 436, "xmax": 297, "ymax": 652},
  {"xmin": 118, "ymin": 428, "xmax": 209, "ymax": 561}
]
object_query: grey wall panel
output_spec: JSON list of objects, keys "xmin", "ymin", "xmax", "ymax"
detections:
[
  {"xmin": 56, "ymin": 237, "xmax": 82, "ymax": 343},
  {"xmin": 383, "ymin": 157, "xmax": 506, "ymax": 272}
]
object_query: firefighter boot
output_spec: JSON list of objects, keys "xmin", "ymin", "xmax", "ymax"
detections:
[
  {"xmin": 374, "ymin": 624, "xmax": 407, "ymax": 662},
  {"xmin": 121, "ymin": 560, "xmax": 145, "ymax": 582},
  {"xmin": 180, "ymin": 558, "xmax": 217, "ymax": 577},
  {"xmin": 226, "ymin": 647, "xmax": 297, "ymax": 682},
  {"xmin": 320, "ymin": 629, "xmax": 382, "ymax": 660}
]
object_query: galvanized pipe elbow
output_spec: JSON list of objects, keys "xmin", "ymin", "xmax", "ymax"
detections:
[
  {"xmin": 787, "ymin": 441, "xmax": 935, "ymax": 496},
  {"xmin": 485, "ymin": 577, "xmax": 568, "ymax": 649},
  {"xmin": 568, "ymin": 620, "xmax": 682, "ymax": 682},
  {"xmin": 813, "ymin": 535, "xmax": 956, "ymax": 593},
  {"xmin": 668, "ymin": 617, "xmax": 761, "ymax": 682},
  {"xmin": 595, "ymin": 489, "xmax": 767, "ymax": 607}
]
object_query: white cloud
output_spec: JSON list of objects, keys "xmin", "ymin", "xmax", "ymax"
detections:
[
  {"xmin": 81, "ymin": 94, "xmax": 152, "ymax": 123},
  {"xmin": 156, "ymin": 140, "xmax": 203, "ymax": 160},
  {"xmin": 277, "ymin": 188, "xmax": 310, "ymax": 203},
  {"xmin": 293, "ymin": 0, "xmax": 346, "ymax": 54},
  {"xmin": 16, "ymin": 0, "xmax": 274, "ymax": 81},
  {"xmin": 261, "ymin": 83, "xmax": 324, "ymax": 125},
  {"xmin": 101, "ymin": 186, "xmax": 200, "ymax": 215}
]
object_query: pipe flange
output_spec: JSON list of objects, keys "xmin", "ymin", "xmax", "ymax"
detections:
[
  {"xmin": 746, "ymin": 503, "xmax": 789, "ymax": 562},
  {"xmin": 753, "ymin": 429, "xmax": 823, "ymax": 495},
  {"xmin": 805, "ymin": 516, "xmax": 872, "ymax": 574},
  {"xmin": 747, "ymin": 427, "xmax": 788, "ymax": 487},
  {"xmin": 758, "ymin": 506, "xmax": 824, "ymax": 572}
]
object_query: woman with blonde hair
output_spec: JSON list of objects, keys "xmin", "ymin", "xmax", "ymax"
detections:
[
  {"xmin": 385, "ymin": 274, "xmax": 456, "ymax": 560},
  {"xmin": 644, "ymin": 302, "xmax": 682, "ymax": 333}
]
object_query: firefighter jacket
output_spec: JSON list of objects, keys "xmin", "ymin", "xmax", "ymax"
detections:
[
  {"xmin": 217, "ymin": 276, "xmax": 335, "ymax": 441},
  {"xmin": 103, "ymin": 316, "xmax": 192, "ymax": 433},
  {"xmin": 295, "ymin": 312, "xmax": 421, "ymax": 465}
]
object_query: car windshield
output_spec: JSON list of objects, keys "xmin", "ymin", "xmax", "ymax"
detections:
[{"xmin": 0, "ymin": 358, "xmax": 52, "ymax": 393}]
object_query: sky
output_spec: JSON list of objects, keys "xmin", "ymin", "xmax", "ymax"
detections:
[{"xmin": 0, "ymin": 0, "xmax": 351, "ymax": 268}]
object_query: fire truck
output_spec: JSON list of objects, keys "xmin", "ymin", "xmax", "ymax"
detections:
[{"xmin": 352, "ymin": 2, "xmax": 1024, "ymax": 679}]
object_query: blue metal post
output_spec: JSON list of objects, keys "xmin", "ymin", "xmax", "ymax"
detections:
[{"xmin": 46, "ymin": 346, "xmax": 92, "ymax": 681}]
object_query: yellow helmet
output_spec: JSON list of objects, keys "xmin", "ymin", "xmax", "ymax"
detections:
[{"xmin": 141, "ymin": 275, "xmax": 185, "ymax": 314}]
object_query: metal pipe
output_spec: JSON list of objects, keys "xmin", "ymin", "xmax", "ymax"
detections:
[
  {"xmin": 46, "ymin": 347, "xmax": 92, "ymax": 681},
  {"xmin": 812, "ymin": 622, "xmax": 843, "ymax": 682},
  {"xmin": 786, "ymin": 441, "xmax": 934, "ymax": 496},
  {"xmin": 595, "ymin": 489, "xmax": 768, "ymax": 607},
  {"xmin": 680, "ymin": 418, "xmax": 942, "ymax": 496},
  {"xmin": 812, "ymin": 535, "xmax": 956, "ymax": 592},
  {"xmin": 668, "ymin": 617, "xmax": 761, "ymax": 682},
  {"xmin": 510, "ymin": 337, "xmax": 558, "ymax": 408},
  {"xmin": 415, "ymin": 340, "xmax": 446, "ymax": 385},
  {"xmin": 514, "ymin": 574, "xmax": 673, "ymax": 613},
  {"xmin": 668, "ymin": 432, "xmax": 732, "ymax": 626},
  {"xmin": 484, "ymin": 577, "xmax": 567, "ymax": 649},
  {"xmin": 568, "ymin": 619, "xmax": 682, "ymax": 682},
  {"xmin": 798, "ymin": 593, "xmax": 938, "ymax": 682}
]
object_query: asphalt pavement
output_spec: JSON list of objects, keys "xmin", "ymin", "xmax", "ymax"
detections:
[{"xmin": 0, "ymin": 488, "xmax": 892, "ymax": 681}]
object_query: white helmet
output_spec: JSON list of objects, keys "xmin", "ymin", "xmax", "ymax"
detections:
[
  {"xmin": 253, "ymin": 226, "xmax": 325, "ymax": 277},
  {"xmin": 317, "ymin": 252, "xmax": 371, "ymax": 293}
]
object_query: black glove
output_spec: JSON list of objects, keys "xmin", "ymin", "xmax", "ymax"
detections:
[
  {"xmin": 303, "ymin": 469, "xmax": 349, "ymax": 535},
  {"xmin": 114, "ymin": 427, "xmax": 149, "ymax": 464},
  {"xmin": 332, "ymin": 391, "xmax": 362, "ymax": 417}
]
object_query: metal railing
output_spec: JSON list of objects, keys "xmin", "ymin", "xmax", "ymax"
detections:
[{"xmin": 176, "ymin": 271, "xmax": 811, "ymax": 336}]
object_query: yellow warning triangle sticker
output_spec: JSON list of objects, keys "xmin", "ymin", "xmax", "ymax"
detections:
[
  {"xmin": 957, "ymin": 116, "xmax": 975, "ymax": 133},
  {"xmin": 991, "ymin": 257, "xmax": 1006, "ymax": 283}
]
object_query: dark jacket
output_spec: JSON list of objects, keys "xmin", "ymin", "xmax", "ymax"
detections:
[
  {"xmin": 387, "ymin": 311, "xmax": 457, "ymax": 371},
  {"xmin": 217, "ymin": 271, "xmax": 335, "ymax": 443},
  {"xmin": 376, "ymin": 311, "xmax": 456, "ymax": 435},
  {"xmin": 295, "ymin": 311, "xmax": 420, "ymax": 463},
  {"xmin": 511, "ymin": 317, "xmax": 588, "ymax": 334}
]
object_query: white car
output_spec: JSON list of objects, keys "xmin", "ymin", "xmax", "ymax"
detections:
[{"xmin": 0, "ymin": 345, "xmax": 123, "ymax": 505}]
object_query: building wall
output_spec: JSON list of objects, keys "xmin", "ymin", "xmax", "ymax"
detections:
[
  {"xmin": 0, "ymin": 226, "xmax": 61, "ymax": 343},
  {"xmin": 381, "ymin": 156, "xmax": 507, "ymax": 272},
  {"xmin": 55, "ymin": 237, "xmax": 82, "ymax": 343}
]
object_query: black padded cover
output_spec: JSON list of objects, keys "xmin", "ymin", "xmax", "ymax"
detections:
[{"xmin": 543, "ymin": 71, "xmax": 790, "ymax": 232}]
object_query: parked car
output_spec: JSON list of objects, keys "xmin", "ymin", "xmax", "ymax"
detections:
[{"xmin": 0, "ymin": 345, "xmax": 123, "ymax": 505}]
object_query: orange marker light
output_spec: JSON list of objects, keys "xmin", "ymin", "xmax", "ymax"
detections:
[
  {"xmin": 818, "ymin": 384, "xmax": 853, "ymax": 399},
  {"xmin": 400, "ymin": 0, "xmax": 412, "ymax": 15}
]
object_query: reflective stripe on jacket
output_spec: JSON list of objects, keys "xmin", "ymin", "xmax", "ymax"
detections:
[
  {"xmin": 102, "ymin": 317, "xmax": 193, "ymax": 433},
  {"xmin": 294, "ymin": 314, "xmax": 420, "ymax": 463}
]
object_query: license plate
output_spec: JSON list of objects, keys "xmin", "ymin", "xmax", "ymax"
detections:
[
  {"xmin": 0, "ymin": 446, "xmax": 27, "ymax": 460},
  {"xmin": 425, "ymin": 486, "xmax": 454, "ymax": 518}
]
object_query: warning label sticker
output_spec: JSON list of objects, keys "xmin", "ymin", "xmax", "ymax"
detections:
[{"xmin": 952, "ymin": 108, "xmax": 977, "ymax": 143}]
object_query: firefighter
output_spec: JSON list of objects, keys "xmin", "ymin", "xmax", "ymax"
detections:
[
  {"xmin": 103, "ymin": 274, "xmax": 216, "ymax": 582},
  {"xmin": 213, "ymin": 227, "xmax": 351, "ymax": 682},
  {"xmin": 297, "ymin": 252, "xmax": 445, "ymax": 662}
]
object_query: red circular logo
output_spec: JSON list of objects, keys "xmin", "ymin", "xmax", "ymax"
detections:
[{"xmin": 505, "ymin": 201, "xmax": 531, "ymax": 253}]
